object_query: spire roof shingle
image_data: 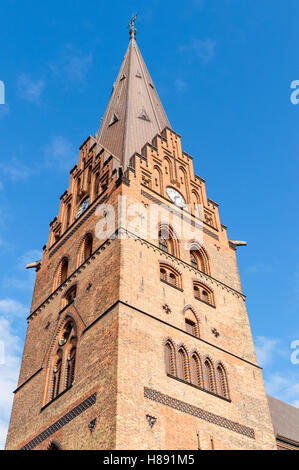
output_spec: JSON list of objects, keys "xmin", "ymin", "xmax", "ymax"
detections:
[{"xmin": 96, "ymin": 35, "xmax": 171, "ymax": 169}]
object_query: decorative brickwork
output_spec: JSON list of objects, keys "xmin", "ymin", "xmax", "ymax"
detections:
[
  {"xmin": 144, "ymin": 387, "xmax": 255, "ymax": 439},
  {"xmin": 21, "ymin": 393, "xmax": 97, "ymax": 450},
  {"xmin": 49, "ymin": 195, "xmax": 107, "ymax": 258}
]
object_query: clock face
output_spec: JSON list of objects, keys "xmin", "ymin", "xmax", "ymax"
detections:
[
  {"xmin": 76, "ymin": 197, "xmax": 90, "ymax": 219},
  {"xmin": 166, "ymin": 187, "xmax": 186, "ymax": 208}
]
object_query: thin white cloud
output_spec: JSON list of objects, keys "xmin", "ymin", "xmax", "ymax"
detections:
[
  {"xmin": 2, "ymin": 249, "xmax": 42, "ymax": 291},
  {"xmin": 0, "ymin": 158, "xmax": 33, "ymax": 182},
  {"xmin": 0, "ymin": 317, "xmax": 22, "ymax": 449},
  {"xmin": 17, "ymin": 249, "xmax": 42, "ymax": 270},
  {"xmin": 175, "ymin": 78, "xmax": 187, "ymax": 91},
  {"xmin": 49, "ymin": 45, "xmax": 93, "ymax": 90},
  {"xmin": 179, "ymin": 38, "xmax": 216, "ymax": 63},
  {"xmin": 265, "ymin": 372, "xmax": 299, "ymax": 408},
  {"xmin": 247, "ymin": 263, "xmax": 273, "ymax": 273},
  {"xmin": 17, "ymin": 74, "xmax": 45, "ymax": 104},
  {"xmin": 0, "ymin": 299, "xmax": 28, "ymax": 318},
  {"xmin": 44, "ymin": 136, "xmax": 76, "ymax": 171},
  {"xmin": 0, "ymin": 104, "xmax": 10, "ymax": 119},
  {"xmin": 255, "ymin": 336, "xmax": 280, "ymax": 367}
]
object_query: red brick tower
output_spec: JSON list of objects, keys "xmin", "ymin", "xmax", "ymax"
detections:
[{"xmin": 5, "ymin": 23, "xmax": 276, "ymax": 450}]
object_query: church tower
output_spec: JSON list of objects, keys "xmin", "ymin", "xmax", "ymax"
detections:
[{"xmin": 5, "ymin": 22, "xmax": 276, "ymax": 450}]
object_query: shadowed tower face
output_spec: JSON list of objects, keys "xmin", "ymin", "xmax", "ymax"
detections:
[{"xmin": 5, "ymin": 22, "xmax": 277, "ymax": 450}]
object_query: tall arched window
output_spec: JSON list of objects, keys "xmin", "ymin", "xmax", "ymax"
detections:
[
  {"xmin": 164, "ymin": 340, "xmax": 176, "ymax": 376},
  {"xmin": 53, "ymin": 257, "xmax": 69, "ymax": 291},
  {"xmin": 76, "ymin": 177, "xmax": 82, "ymax": 203},
  {"xmin": 204, "ymin": 358, "xmax": 216, "ymax": 394},
  {"xmin": 60, "ymin": 258, "xmax": 68, "ymax": 284},
  {"xmin": 94, "ymin": 172, "xmax": 100, "ymax": 197},
  {"xmin": 190, "ymin": 251, "xmax": 198, "ymax": 269},
  {"xmin": 190, "ymin": 353, "xmax": 203, "ymax": 388},
  {"xmin": 51, "ymin": 350, "xmax": 62, "ymax": 400},
  {"xmin": 49, "ymin": 319, "xmax": 77, "ymax": 402},
  {"xmin": 77, "ymin": 234, "xmax": 93, "ymax": 267},
  {"xmin": 190, "ymin": 247, "xmax": 210, "ymax": 275},
  {"xmin": 177, "ymin": 347, "xmax": 190, "ymax": 382},
  {"xmin": 159, "ymin": 229, "xmax": 170, "ymax": 253},
  {"xmin": 216, "ymin": 364, "xmax": 229, "ymax": 399},
  {"xmin": 184, "ymin": 308, "xmax": 200, "ymax": 338},
  {"xmin": 158, "ymin": 226, "xmax": 178, "ymax": 256},
  {"xmin": 65, "ymin": 203, "xmax": 72, "ymax": 230},
  {"xmin": 66, "ymin": 347, "xmax": 76, "ymax": 389}
]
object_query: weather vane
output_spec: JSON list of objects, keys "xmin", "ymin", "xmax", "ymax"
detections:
[{"xmin": 129, "ymin": 13, "xmax": 138, "ymax": 39}]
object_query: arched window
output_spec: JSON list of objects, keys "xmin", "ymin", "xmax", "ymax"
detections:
[
  {"xmin": 164, "ymin": 341, "xmax": 176, "ymax": 376},
  {"xmin": 51, "ymin": 350, "xmax": 62, "ymax": 400},
  {"xmin": 60, "ymin": 258, "xmax": 68, "ymax": 284},
  {"xmin": 190, "ymin": 247, "xmax": 210, "ymax": 275},
  {"xmin": 193, "ymin": 283, "xmax": 214, "ymax": 306},
  {"xmin": 94, "ymin": 172, "xmax": 100, "ymax": 197},
  {"xmin": 65, "ymin": 203, "xmax": 72, "ymax": 229},
  {"xmin": 184, "ymin": 308, "xmax": 200, "ymax": 338},
  {"xmin": 49, "ymin": 319, "xmax": 77, "ymax": 402},
  {"xmin": 159, "ymin": 264, "xmax": 181, "ymax": 289},
  {"xmin": 177, "ymin": 347, "xmax": 190, "ymax": 382},
  {"xmin": 76, "ymin": 177, "xmax": 82, "ymax": 203},
  {"xmin": 204, "ymin": 358, "xmax": 216, "ymax": 394},
  {"xmin": 63, "ymin": 285, "xmax": 77, "ymax": 307},
  {"xmin": 87, "ymin": 166, "xmax": 92, "ymax": 192},
  {"xmin": 158, "ymin": 226, "xmax": 178, "ymax": 256},
  {"xmin": 159, "ymin": 229, "xmax": 171, "ymax": 253},
  {"xmin": 66, "ymin": 347, "xmax": 76, "ymax": 389},
  {"xmin": 53, "ymin": 257, "xmax": 69, "ymax": 291},
  {"xmin": 190, "ymin": 353, "xmax": 203, "ymax": 388},
  {"xmin": 216, "ymin": 364, "xmax": 229, "ymax": 399},
  {"xmin": 77, "ymin": 234, "xmax": 93, "ymax": 267},
  {"xmin": 190, "ymin": 251, "xmax": 198, "ymax": 269}
]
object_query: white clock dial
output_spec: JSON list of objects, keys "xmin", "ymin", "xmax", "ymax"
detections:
[
  {"xmin": 166, "ymin": 187, "xmax": 186, "ymax": 208},
  {"xmin": 76, "ymin": 197, "xmax": 90, "ymax": 219}
]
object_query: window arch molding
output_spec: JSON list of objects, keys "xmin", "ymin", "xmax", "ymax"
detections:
[
  {"xmin": 190, "ymin": 351, "xmax": 204, "ymax": 389},
  {"xmin": 164, "ymin": 339, "xmax": 176, "ymax": 376},
  {"xmin": 62, "ymin": 284, "xmax": 77, "ymax": 308},
  {"xmin": 158, "ymin": 224, "xmax": 180, "ymax": 258},
  {"xmin": 76, "ymin": 232, "xmax": 94, "ymax": 267},
  {"xmin": 193, "ymin": 282, "xmax": 215, "ymax": 307},
  {"xmin": 182, "ymin": 305, "xmax": 200, "ymax": 338},
  {"xmin": 53, "ymin": 256, "xmax": 70, "ymax": 291},
  {"xmin": 191, "ymin": 190, "xmax": 201, "ymax": 217},
  {"xmin": 163, "ymin": 156, "xmax": 174, "ymax": 181},
  {"xmin": 46, "ymin": 316, "xmax": 78, "ymax": 403},
  {"xmin": 178, "ymin": 165, "xmax": 189, "ymax": 201},
  {"xmin": 159, "ymin": 262, "xmax": 182, "ymax": 289},
  {"xmin": 43, "ymin": 311, "xmax": 83, "ymax": 406},
  {"xmin": 152, "ymin": 165, "xmax": 163, "ymax": 194},
  {"xmin": 215, "ymin": 361, "xmax": 230, "ymax": 399},
  {"xmin": 188, "ymin": 241, "xmax": 210, "ymax": 275},
  {"xmin": 176, "ymin": 344, "xmax": 190, "ymax": 382},
  {"xmin": 203, "ymin": 356, "xmax": 217, "ymax": 394}
]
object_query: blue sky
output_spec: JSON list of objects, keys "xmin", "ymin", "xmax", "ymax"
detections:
[{"xmin": 0, "ymin": 0, "xmax": 298, "ymax": 448}]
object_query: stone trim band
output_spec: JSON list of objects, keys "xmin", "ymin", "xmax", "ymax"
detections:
[
  {"xmin": 144, "ymin": 387, "xmax": 255, "ymax": 439},
  {"xmin": 21, "ymin": 393, "xmax": 97, "ymax": 450}
]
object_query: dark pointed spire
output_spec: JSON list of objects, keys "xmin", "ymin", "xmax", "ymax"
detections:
[{"xmin": 96, "ymin": 21, "xmax": 171, "ymax": 170}]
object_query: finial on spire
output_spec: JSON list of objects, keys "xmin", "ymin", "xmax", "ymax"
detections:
[{"xmin": 129, "ymin": 13, "xmax": 138, "ymax": 40}]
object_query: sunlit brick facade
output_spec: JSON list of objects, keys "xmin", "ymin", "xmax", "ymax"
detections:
[{"xmin": 5, "ymin": 27, "xmax": 277, "ymax": 450}]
